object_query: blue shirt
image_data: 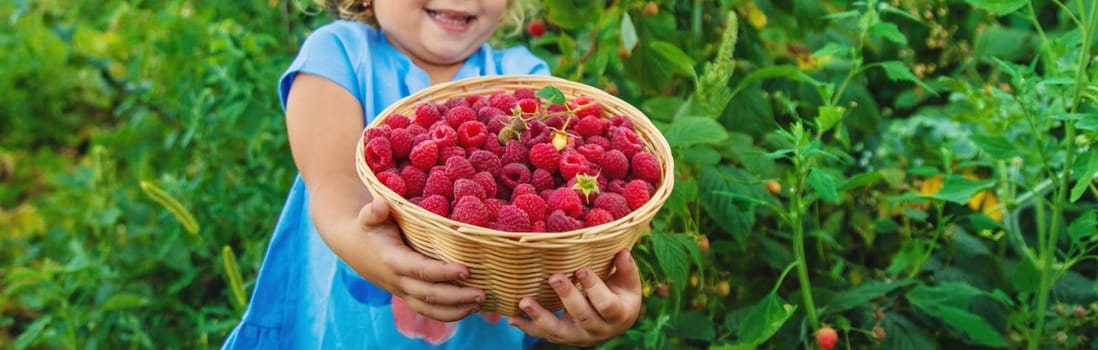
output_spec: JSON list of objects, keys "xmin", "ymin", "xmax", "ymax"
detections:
[{"xmin": 223, "ymin": 20, "xmax": 550, "ymax": 349}]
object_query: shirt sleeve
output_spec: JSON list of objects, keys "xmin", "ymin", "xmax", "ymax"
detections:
[
  {"xmin": 278, "ymin": 22, "xmax": 366, "ymax": 110},
  {"xmin": 494, "ymin": 46, "xmax": 551, "ymax": 77}
]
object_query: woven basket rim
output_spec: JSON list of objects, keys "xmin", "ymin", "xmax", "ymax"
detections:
[{"xmin": 356, "ymin": 75, "xmax": 674, "ymax": 248}]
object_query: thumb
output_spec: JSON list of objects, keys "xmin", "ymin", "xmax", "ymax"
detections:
[
  {"xmin": 606, "ymin": 250, "xmax": 642, "ymax": 293},
  {"xmin": 358, "ymin": 197, "xmax": 392, "ymax": 227}
]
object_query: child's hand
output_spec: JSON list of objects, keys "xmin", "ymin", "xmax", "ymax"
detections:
[
  {"xmin": 507, "ymin": 250, "xmax": 642, "ymax": 346},
  {"xmin": 350, "ymin": 198, "xmax": 485, "ymax": 322}
]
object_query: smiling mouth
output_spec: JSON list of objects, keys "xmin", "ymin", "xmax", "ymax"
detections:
[{"xmin": 426, "ymin": 9, "xmax": 476, "ymax": 25}]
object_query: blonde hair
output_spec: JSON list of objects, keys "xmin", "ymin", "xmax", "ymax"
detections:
[{"xmin": 314, "ymin": 0, "xmax": 535, "ymax": 34}]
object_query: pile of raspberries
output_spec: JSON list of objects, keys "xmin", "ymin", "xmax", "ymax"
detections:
[{"xmin": 362, "ymin": 88, "xmax": 662, "ymax": 233}]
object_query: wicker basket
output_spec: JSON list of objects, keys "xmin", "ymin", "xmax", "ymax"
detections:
[{"xmin": 355, "ymin": 75, "xmax": 674, "ymax": 316}]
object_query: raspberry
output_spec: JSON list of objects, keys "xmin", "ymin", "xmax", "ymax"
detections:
[
  {"xmin": 470, "ymin": 97, "xmax": 490, "ymax": 111},
  {"xmin": 438, "ymin": 146, "xmax": 467, "ymax": 164},
  {"xmin": 409, "ymin": 140, "xmax": 439, "ymax": 170},
  {"xmin": 517, "ymin": 98, "xmax": 540, "ymax": 114},
  {"xmin": 430, "ymin": 124, "xmax": 458, "ymax": 148},
  {"xmin": 558, "ymin": 151, "xmax": 590, "ymax": 180},
  {"xmin": 513, "ymin": 88, "xmax": 536, "ymax": 100},
  {"xmin": 406, "ymin": 124, "xmax": 427, "ymax": 136},
  {"xmin": 816, "ymin": 327, "xmax": 838, "ymax": 350},
  {"xmin": 468, "ymin": 150, "xmax": 501, "ymax": 176},
  {"xmin": 584, "ymin": 208, "xmax": 614, "ymax": 227},
  {"xmin": 365, "ymin": 125, "xmax": 391, "ymax": 140},
  {"xmin": 400, "ymin": 165, "xmax": 427, "ymax": 198},
  {"xmin": 500, "ymin": 141, "xmax": 529, "ymax": 166},
  {"xmin": 512, "ymin": 193, "xmax": 547, "ymax": 222},
  {"xmin": 546, "ymin": 210, "xmax": 582, "ymax": 232},
  {"xmin": 445, "ymin": 156, "xmax": 476, "ymax": 181},
  {"xmin": 423, "ymin": 168, "xmax": 453, "ymax": 199},
  {"xmin": 548, "ymin": 188, "xmax": 584, "ymax": 218},
  {"xmin": 451, "ymin": 196, "xmax": 490, "ymax": 226},
  {"xmin": 377, "ymin": 170, "xmax": 406, "ymax": 197},
  {"xmin": 489, "ymin": 91, "xmax": 517, "ymax": 113},
  {"xmin": 414, "ymin": 103, "xmax": 442, "ymax": 128},
  {"xmin": 526, "ymin": 19, "xmax": 547, "ymax": 37},
  {"xmin": 457, "ymin": 121, "xmax": 488, "ymax": 148},
  {"xmin": 478, "ymin": 107, "xmax": 508, "ymax": 123},
  {"xmin": 511, "ymin": 184, "xmax": 537, "ymax": 200},
  {"xmin": 365, "ymin": 137, "xmax": 394, "ymax": 172},
  {"xmin": 388, "ymin": 128, "xmax": 414, "ymax": 159},
  {"xmin": 443, "ymin": 97, "xmax": 470, "ymax": 113},
  {"xmin": 521, "ymin": 121, "xmax": 551, "ymax": 148},
  {"xmin": 529, "ymin": 143, "xmax": 560, "ymax": 172},
  {"xmin": 483, "ymin": 136, "xmax": 506, "ymax": 156},
  {"xmin": 594, "ymin": 192, "xmax": 630, "ymax": 219},
  {"xmin": 585, "ymin": 135, "xmax": 611, "ymax": 150},
  {"xmin": 484, "ymin": 198, "xmax": 506, "ymax": 221},
  {"xmin": 546, "ymin": 103, "xmax": 568, "ymax": 115},
  {"xmin": 446, "ymin": 106, "xmax": 478, "ymax": 129},
  {"xmin": 576, "ymin": 144, "xmax": 605, "ymax": 165},
  {"xmin": 610, "ymin": 115, "xmax": 634, "ymax": 130},
  {"xmin": 385, "ymin": 114, "xmax": 412, "ymax": 129},
  {"xmin": 453, "ymin": 178, "xmax": 486, "ymax": 200},
  {"xmin": 486, "ymin": 117, "xmax": 508, "ymax": 135},
  {"xmin": 531, "ymin": 220, "xmax": 547, "ymax": 232},
  {"xmin": 412, "ymin": 133, "xmax": 430, "ymax": 145},
  {"xmin": 499, "ymin": 163, "xmax": 531, "ymax": 189},
  {"xmin": 465, "ymin": 95, "xmax": 484, "ymax": 106},
  {"xmin": 611, "ymin": 127, "xmax": 644, "ymax": 159},
  {"xmin": 495, "ymin": 205, "xmax": 532, "ymax": 232},
  {"xmin": 623, "ymin": 180, "xmax": 651, "ymax": 210},
  {"xmin": 631, "ymin": 152, "xmax": 661, "ymax": 184},
  {"xmin": 569, "ymin": 96, "xmax": 602, "ymax": 118},
  {"xmin": 472, "ymin": 171, "xmax": 497, "ymax": 199},
  {"xmin": 531, "ymin": 168, "xmax": 556, "ymax": 192},
  {"xmin": 608, "ymin": 179, "xmax": 627, "ymax": 194},
  {"xmin": 576, "ymin": 116, "xmax": 607, "ymax": 138},
  {"xmin": 544, "ymin": 115, "xmax": 565, "ymax": 129},
  {"xmin": 419, "ymin": 195, "xmax": 450, "ymax": 217}
]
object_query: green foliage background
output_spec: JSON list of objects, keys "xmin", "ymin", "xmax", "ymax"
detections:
[{"xmin": 2, "ymin": 0, "xmax": 1097, "ymax": 349}]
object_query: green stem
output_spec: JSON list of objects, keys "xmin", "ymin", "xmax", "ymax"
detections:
[{"xmin": 790, "ymin": 126, "xmax": 819, "ymax": 330}]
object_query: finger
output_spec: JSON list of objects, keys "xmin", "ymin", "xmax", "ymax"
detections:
[
  {"xmin": 388, "ymin": 249, "xmax": 471, "ymax": 283},
  {"xmin": 359, "ymin": 198, "xmax": 391, "ymax": 226},
  {"xmin": 399, "ymin": 278, "xmax": 484, "ymax": 307},
  {"xmin": 401, "ymin": 294, "xmax": 480, "ymax": 322},
  {"xmin": 605, "ymin": 250, "xmax": 642, "ymax": 297},
  {"xmin": 509, "ymin": 297, "xmax": 581, "ymax": 344},
  {"xmin": 573, "ymin": 267, "xmax": 625, "ymax": 324},
  {"xmin": 549, "ymin": 273, "xmax": 604, "ymax": 331}
]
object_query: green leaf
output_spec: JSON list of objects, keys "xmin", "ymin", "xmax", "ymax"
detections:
[
  {"xmin": 102, "ymin": 293, "xmax": 150, "ymax": 311},
  {"xmin": 652, "ymin": 232, "xmax": 690, "ymax": 292},
  {"xmin": 641, "ymin": 96, "xmax": 686, "ymax": 122},
  {"xmin": 923, "ymin": 176, "xmax": 995, "ymax": 205},
  {"xmin": 807, "ymin": 169, "xmax": 840, "ymax": 203},
  {"xmin": 222, "ymin": 245, "xmax": 248, "ymax": 310},
  {"xmin": 816, "ymin": 105, "xmax": 843, "ymax": 134},
  {"xmin": 873, "ymin": 61, "xmax": 938, "ymax": 95},
  {"xmin": 543, "ymin": 0, "xmax": 597, "ymax": 30},
  {"xmin": 699, "ymin": 166, "xmax": 756, "ymax": 243},
  {"xmin": 1052, "ymin": 113, "xmax": 1098, "ymax": 131},
  {"xmin": 663, "ymin": 117, "xmax": 729, "ymax": 147},
  {"xmin": 650, "ymin": 41, "xmax": 697, "ymax": 79},
  {"xmin": 620, "ymin": 11, "xmax": 638, "ymax": 51},
  {"xmin": 906, "ymin": 283, "xmax": 1006, "ymax": 346},
  {"xmin": 1011, "ymin": 256, "xmax": 1040, "ymax": 293},
  {"xmin": 969, "ymin": 134, "xmax": 1021, "ymax": 160},
  {"xmin": 1071, "ymin": 150, "xmax": 1098, "ymax": 202},
  {"xmin": 731, "ymin": 65, "xmax": 821, "ymax": 98},
  {"xmin": 734, "ymin": 262, "xmax": 798, "ymax": 347},
  {"xmin": 140, "ymin": 180, "xmax": 200, "ymax": 235},
  {"xmin": 883, "ymin": 314, "xmax": 938, "ymax": 350},
  {"xmin": 1068, "ymin": 211, "xmax": 1097, "ymax": 244},
  {"xmin": 871, "ymin": 21, "xmax": 908, "ymax": 44},
  {"xmin": 14, "ymin": 315, "xmax": 51, "ymax": 350},
  {"xmin": 681, "ymin": 145, "xmax": 721, "ymax": 165},
  {"xmin": 823, "ymin": 279, "xmax": 914, "ymax": 315},
  {"xmin": 671, "ymin": 311, "xmax": 716, "ymax": 341},
  {"xmin": 536, "ymin": 86, "xmax": 566, "ymax": 105},
  {"xmin": 965, "ymin": 0, "xmax": 1027, "ymax": 15}
]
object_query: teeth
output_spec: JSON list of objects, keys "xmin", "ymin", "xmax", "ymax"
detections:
[{"xmin": 427, "ymin": 9, "xmax": 472, "ymax": 25}]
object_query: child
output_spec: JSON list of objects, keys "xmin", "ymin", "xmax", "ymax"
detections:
[{"xmin": 222, "ymin": 0, "xmax": 643, "ymax": 348}]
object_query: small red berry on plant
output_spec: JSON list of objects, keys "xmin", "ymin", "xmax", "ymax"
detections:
[
  {"xmin": 816, "ymin": 326, "xmax": 838, "ymax": 350},
  {"xmin": 526, "ymin": 19, "xmax": 547, "ymax": 37}
]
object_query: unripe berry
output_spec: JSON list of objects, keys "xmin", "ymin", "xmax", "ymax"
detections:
[
  {"xmin": 872, "ymin": 326, "xmax": 886, "ymax": 341},
  {"xmin": 643, "ymin": 1, "xmax": 659, "ymax": 16},
  {"xmin": 816, "ymin": 326, "xmax": 838, "ymax": 350},
  {"xmin": 765, "ymin": 179, "xmax": 782, "ymax": 195}
]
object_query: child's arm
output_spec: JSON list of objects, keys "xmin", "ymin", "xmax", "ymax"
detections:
[{"xmin": 284, "ymin": 73, "xmax": 485, "ymax": 322}]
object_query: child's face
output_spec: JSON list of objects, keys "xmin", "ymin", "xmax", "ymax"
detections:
[{"xmin": 375, "ymin": 0, "xmax": 508, "ymax": 66}]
